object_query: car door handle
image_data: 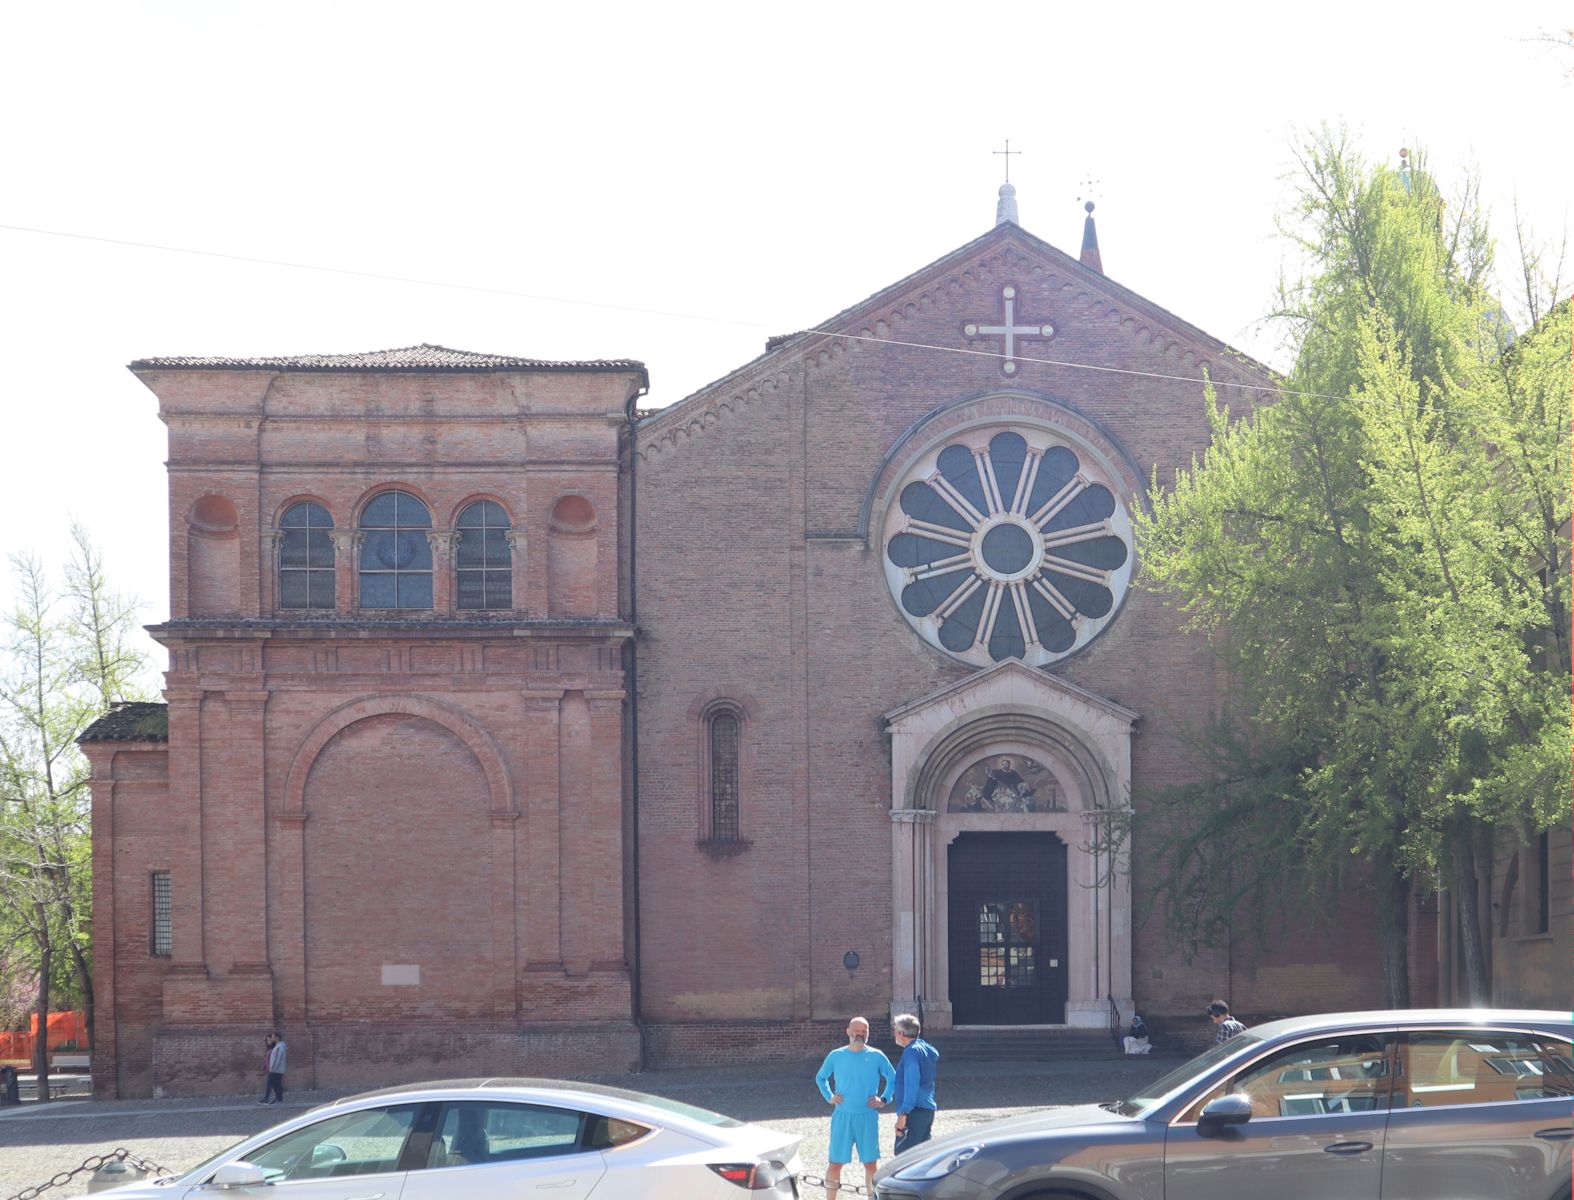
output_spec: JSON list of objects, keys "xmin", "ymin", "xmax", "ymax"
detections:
[
  {"xmin": 1323, "ymin": 1141, "xmax": 1373, "ymax": 1155},
  {"xmin": 1535, "ymin": 1127, "xmax": 1574, "ymax": 1141},
  {"xmin": 344, "ymin": 1194, "xmax": 384, "ymax": 1199},
  {"xmin": 536, "ymin": 1183, "xmax": 577, "ymax": 1190}
]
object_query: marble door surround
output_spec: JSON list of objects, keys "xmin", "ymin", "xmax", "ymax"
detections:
[{"xmin": 886, "ymin": 660, "xmax": 1137, "ymax": 1029}]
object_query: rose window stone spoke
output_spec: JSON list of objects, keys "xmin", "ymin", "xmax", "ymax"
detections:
[{"xmin": 882, "ymin": 427, "xmax": 1133, "ymax": 667}]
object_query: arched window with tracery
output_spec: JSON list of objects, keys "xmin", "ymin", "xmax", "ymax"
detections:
[
  {"xmin": 706, "ymin": 708, "xmax": 743, "ymax": 843},
  {"xmin": 359, "ymin": 490, "xmax": 432, "ymax": 609},
  {"xmin": 456, "ymin": 500, "xmax": 512, "ymax": 610},
  {"xmin": 278, "ymin": 500, "xmax": 335, "ymax": 610}
]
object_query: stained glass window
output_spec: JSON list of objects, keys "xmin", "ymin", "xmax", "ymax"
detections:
[
  {"xmin": 456, "ymin": 500, "xmax": 512, "ymax": 610},
  {"xmin": 709, "ymin": 710, "xmax": 741, "ymax": 841},
  {"xmin": 278, "ymin": 501, "xmax": 335, "ymax": 610},
  {"xmin": 883, "ymin": 428, "xmax": 1132, "ymax": 666},
  {"xmin": 359, "ymin": 490, "xmax": 433, "ymax": 610}
]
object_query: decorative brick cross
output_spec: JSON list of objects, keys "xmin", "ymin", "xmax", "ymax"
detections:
[{"xmin": 964, "ymin": 286, "xmax": 1055, "ymax": 376}]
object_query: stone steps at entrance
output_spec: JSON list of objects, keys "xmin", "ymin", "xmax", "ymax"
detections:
[{"xmin": 933, "ymin": 1027, "xmax": 1126, "ymax": 1061}]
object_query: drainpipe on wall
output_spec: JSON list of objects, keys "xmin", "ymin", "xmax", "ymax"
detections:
[{"xmin": 624, "ymin": 389, "xmax": 646, "ymax": 1068}]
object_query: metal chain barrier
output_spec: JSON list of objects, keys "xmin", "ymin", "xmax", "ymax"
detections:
[
  {"xmin": 799, "ymin": 1173, "xmax": 873, "ymax": 1196},
  {"xmin": 5, "ymin": 1147, "xmax": 173, "ymax": 1200}
]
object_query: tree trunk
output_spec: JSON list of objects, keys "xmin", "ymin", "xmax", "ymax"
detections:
[
  {"xmin": 1374, "ymin": 865, "xmax": 1412, "ymax": 1007},
  {"xmin": 1450, "ymin": 822, "xmax": 1492, "ymax": 1004},
  {"xmin": 32, "ymin": 910, "xmax": 51, "ymax": 1104},
  {"xmin": 69, "ymin": 941, "xmax": 94, "ymax": 1055}
]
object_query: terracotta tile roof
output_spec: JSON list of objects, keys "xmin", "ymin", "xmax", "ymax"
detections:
[
  {"xmin": 79, "ymin": 701, "xmax": 169, "ymax": 743},
  {"xmin": 129, "ymin": 343, "xmax": 646, "ymax": 373}
]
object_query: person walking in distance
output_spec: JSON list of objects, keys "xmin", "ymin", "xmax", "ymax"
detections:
[
  {"xmin": 261, "ymin": 1031, "xmax": 287, "ymax": 1103},
  {"xmin": 890, "ymin": 1013, "xmax": 939, "ymax": 1157},
  {"xmin": 1207, "ymin": 1000, "xmax": 1247, "ymax": 1044},
  {"xmin": 814, "ymin": 1016, "xmax": 895, "ymax": 1199}
]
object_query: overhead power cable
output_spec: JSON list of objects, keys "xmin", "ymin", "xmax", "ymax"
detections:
[{"xmin": 0, "ymin": 220, "xmax": 1516, "ymax": 418}]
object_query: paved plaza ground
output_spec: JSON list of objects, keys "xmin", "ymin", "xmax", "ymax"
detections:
[{"xmin": 0, "ymin": 1053, "xmax": 1188, "ymax": 1197}]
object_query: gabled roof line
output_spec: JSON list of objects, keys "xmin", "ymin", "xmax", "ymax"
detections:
[
  {"xmin": 635, "ymin": 221, "xmax": 1275, "ymax": 456},
  {"xmin": 883, "ymin": 657, "xmax": 1141, "ymax": 727}
]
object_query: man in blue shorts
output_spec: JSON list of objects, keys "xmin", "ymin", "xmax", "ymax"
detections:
[{"xmin": 815, "ymin": 1015, "xmax": 895, "ymax": 1198}]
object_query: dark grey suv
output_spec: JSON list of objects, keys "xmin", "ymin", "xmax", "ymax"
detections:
[{"xmin": 874, "ymin": 1009, "xmax": 1572, "ymax": 1200}]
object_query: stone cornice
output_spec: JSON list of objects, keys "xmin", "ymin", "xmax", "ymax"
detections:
[
  {"xmin": 884, "ymin": 659, "xmax": 1139, "ymax": 729},
  {"xmin": 890, "ymin": 808, "xmax": 938, "ymax": 824},
  {"xmin": 149, "ymin": 619, "xmax": 637, "ymax": 642}
]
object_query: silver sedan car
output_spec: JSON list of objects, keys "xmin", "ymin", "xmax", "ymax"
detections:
[
  {"xmin": 874, "ymin": 1008, "xmax": 1572, "ymax": 1200},
  {"xmin": 104, "ymin": 1077, "xmax": 802, "ymax": 1198}
]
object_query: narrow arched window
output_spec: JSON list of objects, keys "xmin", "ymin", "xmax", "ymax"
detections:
[
  {"xmin": 278, "ymin": 501, "xmax": 335, "ymax": 610},
  {"xmin": 456, "ymin": 500, "xmax": 512, "ymax": 610},
  {"xmin": 359, "ymin": 490, "xmax": 432, "ymax": 609},
  {"xmin": 708, "ymin": 710, "xmax": 742, "ymax": 842}
]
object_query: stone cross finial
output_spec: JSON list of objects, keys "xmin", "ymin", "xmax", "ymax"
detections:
[
  {"xmin": 964, "ymin": 286, "xmax": 1055, "ymax": 375},
  {"xmin": 994, "ymin": 139, "xmax": 1021, "ymax": 183}
]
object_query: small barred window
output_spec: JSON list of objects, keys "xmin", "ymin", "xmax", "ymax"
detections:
[
  {"xmin": 456, "ymin": 501, "xmax": 512, "ymax": 610},
  {"xmin": 708, "ymin": 711, "xmax": 741, "ymax": 842},
  {"xmin": 278, "ymin": 501, "xmax": 335, "ymax": 610},
  {"xmin": 151, "ymin": 871, "xmax": 172, "ymax": 955}
]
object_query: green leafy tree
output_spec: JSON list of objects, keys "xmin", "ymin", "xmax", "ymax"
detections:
[
  {"xmin": 0, "ymin": 523, "xmax": 147, "ymax": 1099},
  {"xmin": 1136, "ymin": 129, "xmax": 1571, "ymax": 1004}
]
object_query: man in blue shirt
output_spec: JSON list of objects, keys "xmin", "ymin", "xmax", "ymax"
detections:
[
  {"xmin": 814, "ymin": 1016, "xmax": 895, "ymax": 1198},
  {"xmin": 890, "ymin": 1012, "xmax": 939, "ymax": 1155}
]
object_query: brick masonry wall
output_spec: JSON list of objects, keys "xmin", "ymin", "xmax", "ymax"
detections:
[
  {"xmin": 634, "ymin": 224, "xmax": 1405, "ymax": 1034},
  {"xmin": 92, "ymin": 362, "xmax": 643, "ymax": 1097},
  {"xmin": 643, "ymin": 1020, "xmax": 874, "ymax": 1070}
]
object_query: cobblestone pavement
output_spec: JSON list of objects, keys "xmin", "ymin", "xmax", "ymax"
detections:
[{"xmin": 0, "ymin": 1054, "xmax": 1188, "ymax": 1198}]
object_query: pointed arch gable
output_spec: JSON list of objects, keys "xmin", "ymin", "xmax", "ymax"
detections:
[{"xmin": 283, "ymin": 693, "xmax": 516, "ymax": 819}]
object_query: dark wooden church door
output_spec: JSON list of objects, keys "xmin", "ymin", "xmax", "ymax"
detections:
[{"xmin": 948, "ymin": 832, "xmax": 1067, "ymax": 1024}]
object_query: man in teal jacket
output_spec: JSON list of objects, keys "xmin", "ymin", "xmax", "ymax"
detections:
[
  {"xmin": 891, "ymin": 1012, "xmax": 939, "ymax": 1155},
  {"xmin": 814, "ymin": 1015, "xmax": 896, "ymax": 1198}
]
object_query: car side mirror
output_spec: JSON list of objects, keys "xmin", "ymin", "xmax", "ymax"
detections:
[
  {"xmin": 211, "ymin": 1161, "xmax": 268, "ymax": 1188},
  {"xmin": 1198, "ymin": 1093, "xmax": 1253, "ymax": 1135}
]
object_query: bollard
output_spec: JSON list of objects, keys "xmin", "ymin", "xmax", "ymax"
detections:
[
  {"xmin": 0, "ymin": 1066, "xmax": 18, "ymax": 1106},
  {"xmin": 87, "ymin": 1160, "xmax": 150, "ymax": 1193}
]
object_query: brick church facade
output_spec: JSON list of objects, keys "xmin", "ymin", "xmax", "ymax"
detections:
[{"xmin": 82, "ymin": 196, "xmax": 1433, "ymax": 1097}]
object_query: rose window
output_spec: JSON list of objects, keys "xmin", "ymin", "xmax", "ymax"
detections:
[{"xmin": 881, "ymin": 429, "xmax": 1133, "ymax": 666}]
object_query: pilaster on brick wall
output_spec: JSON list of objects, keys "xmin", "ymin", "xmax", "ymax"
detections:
[
  {"xmin": 427, "ymin": 530, "xmax": 457, "ymax": 615},
  {"xmin": 329, "ymin": 530, "xmax": 359, "ymax": 616}
]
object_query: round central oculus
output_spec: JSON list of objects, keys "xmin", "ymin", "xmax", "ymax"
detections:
[{"xmin": 980, "ymin": 522, "xmax": 1036, "ymax": 575}]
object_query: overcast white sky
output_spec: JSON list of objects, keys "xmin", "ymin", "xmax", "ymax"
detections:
[{"xmin": 2, "ymin": 2, "xmax": 1568, "ymax": 669}]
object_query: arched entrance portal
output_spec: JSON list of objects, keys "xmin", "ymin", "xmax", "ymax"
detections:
[
  {"xmin": 948, "ymin": 833, "xmax": 1068, "ymax": 1024},
  {"xmin": 885, "ymin": 661, "xmax": 1137, "ymax": 1030}
]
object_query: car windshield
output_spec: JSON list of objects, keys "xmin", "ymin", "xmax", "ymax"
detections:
[
  {"xmin": 176, "ymin": 1141, "xmax": 248, "ymax": 1184},
  {"xmin": 1115, "ymin": 1035, "xmax": 1262, "ymax": 1116}
]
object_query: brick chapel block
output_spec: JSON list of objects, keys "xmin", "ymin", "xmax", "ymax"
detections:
[{"xmin": 81, "ymin": 347, "xmax": 646, "ymax": 1097}]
